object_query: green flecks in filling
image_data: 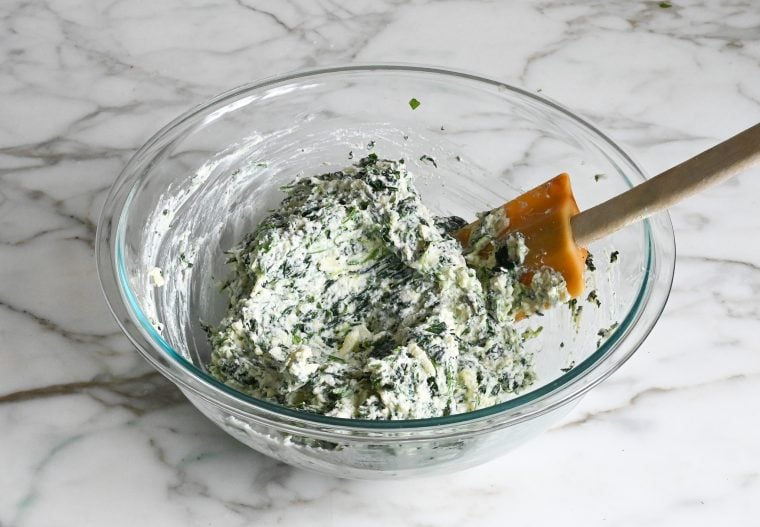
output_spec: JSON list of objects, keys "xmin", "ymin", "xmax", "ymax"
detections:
[
  {"xmin": 208, "ymin": 156, "xmax": 571, "ymax": 420},
  {"xmin": 419, "ymin": 154, "xmax": 438, "ymax": 168},
  {"xmin": 586, "ymin": 290, "xmax": 601, "ymax": 307},
  {"xmin": 585, "ymin": 253, "xmax": 596, "ymax": 272},
  {"xmin": 567, "ymin": 298, "xmax": 583, "ymax": 326},
  {"xmin": 596, "ymin": 321, "xmax": 620, "ymax": 347},
  {"xmin": 560, "ymin": 360, "xmax": 575, "ymax": 373},
  {"xmin": 179, "ymin": 252, "xmax": 193, "ymax": 269}
]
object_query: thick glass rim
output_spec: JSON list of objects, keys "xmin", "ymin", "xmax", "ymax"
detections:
[{"xmin": 97, "ymin": 63, "xmax": 675, "ymax": 433}]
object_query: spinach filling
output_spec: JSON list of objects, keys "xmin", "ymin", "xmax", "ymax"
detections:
[{"xmin": 208, "ymin": 155, "xmax": 569, "ymax": 419}]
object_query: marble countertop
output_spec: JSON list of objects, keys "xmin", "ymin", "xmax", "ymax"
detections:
[{"xmin": 3, "ymin": 0, "xmax": 760, "ymax": 525}]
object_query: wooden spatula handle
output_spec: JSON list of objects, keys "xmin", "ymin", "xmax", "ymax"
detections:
[{"xmin": 571, "ymin": 123, "xmax": 760, "ymax": 247}]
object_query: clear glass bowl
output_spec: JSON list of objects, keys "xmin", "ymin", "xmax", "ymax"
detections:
[{"xmin": 96, "ymin": 65, "xmax": 675, "ymax": 479}]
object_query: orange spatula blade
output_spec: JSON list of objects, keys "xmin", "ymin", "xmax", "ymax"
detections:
[{"xmin": 455, "ymin": 173, "xmax": 587, "ymax": 298}]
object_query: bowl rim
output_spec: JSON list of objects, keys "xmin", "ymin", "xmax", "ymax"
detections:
[{"xmin": 96, "ymin": 63, "xmax": 676, "ymax": 433}]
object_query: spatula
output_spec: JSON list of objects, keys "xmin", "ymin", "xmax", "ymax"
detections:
[{"xmin": 455, "ymin": 123, "xmax": 760, "ymax": 298}]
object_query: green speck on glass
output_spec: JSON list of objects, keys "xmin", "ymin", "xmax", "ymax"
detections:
[{"xmin": 409, "ymin": 98, "xmax": 421, "ymax": 110}]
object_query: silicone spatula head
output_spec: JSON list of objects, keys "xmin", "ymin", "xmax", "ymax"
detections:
[
  {"xmin": 454, "ymin": 124, "xmax": 760, "ymax": 300},
  {"xmin": 454, "ymin": 173, "xmax": 588, "ymax": 298}
]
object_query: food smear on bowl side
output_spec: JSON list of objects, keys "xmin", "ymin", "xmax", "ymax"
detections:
[{"xmin": 208, "ymin": 155, "xmax": 574, "ymax": 420}]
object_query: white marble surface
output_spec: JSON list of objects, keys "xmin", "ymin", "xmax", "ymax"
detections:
[{"xmin": 2, "ymin": 0, "xmax": 760, "ymax": 525}]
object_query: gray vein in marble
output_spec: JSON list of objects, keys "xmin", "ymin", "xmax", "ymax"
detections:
[
  {"xmin": 557, "ymin": 372, "xmax": 757, "ymax": 430},
  {"xmin": 10, "ymin": 434, "xmax": 86, "ymax": 527},
  {"xmin": 0, "ymin": 299, "xmax": 119, "ymax": 345},
  {"xmin": 234, "ymin": 0, "xmax": 296, "ymax": 33},
  {"xmin": 679, "ymin": 253, "xmax": 760, "ymax": 273},
  {"xmin": 0, "ymin": 371, "xmax": 161, "ymax": 407},
  {"xmin": 0, "ymin": 182, "xmax": 100, "ymax": 247}
]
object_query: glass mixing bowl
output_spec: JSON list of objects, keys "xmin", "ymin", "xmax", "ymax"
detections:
[{"xmin": 96, "ymin": 65, "xmax": 675, "ymax": 479}]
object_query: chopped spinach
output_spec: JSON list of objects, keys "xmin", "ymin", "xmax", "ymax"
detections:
[
  {"xmin": 586, "ymin": 290, "xmax": 601, "ymax": 307},
  {"xmin": 560, "ymin": 360, "xmax": 575, "ymax": 373},
  {"xmin": 419, "ymin": 154, "xmax": 438, "ymax": 168},
  {"xmin": 208, "ymin": 155, "xmax": 574, "ymax": 420},
  {"xmin": 586, "ymin": 253, "xmax": 596, "ymax": 272}
]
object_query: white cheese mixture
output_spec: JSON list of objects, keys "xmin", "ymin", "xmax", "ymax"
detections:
[{"xmin": 208, "ymin": 155, "xmax": 569, "ymax": 420}]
